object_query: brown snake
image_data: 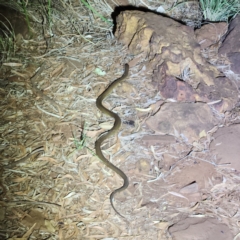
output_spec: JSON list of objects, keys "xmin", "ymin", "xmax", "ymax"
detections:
[{"xmin": 95, "ymin": 64, "xmax": 129, "ymax": 218}]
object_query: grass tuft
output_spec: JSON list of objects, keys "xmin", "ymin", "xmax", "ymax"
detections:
[
  {"xmin": 80, "ymin": 0, "xmax": 112, "ymax": 25},
  {"xmin": 0, "ymin": 16, "xmax": 15, "ymax": 63},
  {"xmin": 199, "ymin": 0, "xmax": 240, "ymax": 22},
  {"xmin": 18, "ymin": 0, "xmax": 32, "ymax": 36}
]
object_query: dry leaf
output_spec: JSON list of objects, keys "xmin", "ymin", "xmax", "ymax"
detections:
[
  {"xmin": 44, "ymin": 220, "xmax": 55, "ymax": 233},
  {"xmin": 99, "ymin": 121, "xmax": 113, "ymax": 130},
  {"xmin": 50, "ymin": 63, "xmax": 65, "ymax": 77},
  {"xmin": 3, "ymin": 62, "xmax": 23, "ymax": 67}
]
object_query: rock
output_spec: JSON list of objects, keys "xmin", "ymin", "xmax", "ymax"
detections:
[
  {"xmin": 195, "ymin": 22, "xmax": 228, "ymax": 49},
  {"xmin": 146, "ymin": 102, "xmax": 215, "ymax": 143},
  {"xmin": 219, "ymin": 15, "xmax": 240, "ymax": 74},
  {"xmin": 115, "ymin": 11, "xmax": 238, "ymax": 112},
  {"xmin": 210, "ymin": 124, "xmax": 240, "ymax": 171},
  {"xmin": 169, "ymin": 217, "xmax": 233, "ymax": 240},
  {"xmin": 140, "ymin": 134, "xmax": 176, "ymax": 147}
]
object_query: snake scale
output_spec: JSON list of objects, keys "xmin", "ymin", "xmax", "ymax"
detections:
[{"xmin": 95, "ymin": 64, "xmax": 129, "ymax": 218}]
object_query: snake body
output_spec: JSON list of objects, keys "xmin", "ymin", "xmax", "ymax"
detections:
[{"xmin": 95, "ymin": 64, "xmax": 129, "ymax": 217}]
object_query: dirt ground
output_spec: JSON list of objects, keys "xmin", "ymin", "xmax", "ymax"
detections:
[{"xmin": 0, "ymin": 1, "xmax": 240, "ymax": 240}]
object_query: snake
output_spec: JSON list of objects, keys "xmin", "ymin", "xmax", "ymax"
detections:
[{"xmin": 95, "ymin": 64, "xmax": 129, "ymax": 218}]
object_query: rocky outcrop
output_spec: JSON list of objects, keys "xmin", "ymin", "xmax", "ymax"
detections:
[
  {"xmin": 195, "ymin": 22, "xmax": 227, "ymax": 49},
  {"xmin": 115, "ymin": 11, "xmax": 238, "ymax": 113},
  {"xmin": 219, "ymin": 15, "xmax": 240, "ymax": 74}
]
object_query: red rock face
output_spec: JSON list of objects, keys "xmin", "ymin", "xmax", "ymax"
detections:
[
  {"xmin": 210, "ymin": 124, "xmax": 240, "ymax": 171},
  {"xmin": 195, "ymin": 22, "xmax": 228, "ymax": 49},
  {"xmin": 146, "ymin": 102, "xmax": 216, "ymax": 143},
  {"xmin": 219, "ymin": 15, "xmax": 240, "ymax": 74},
  {"xmin": 115, "ymin": 11, "xmax": 238, "ymax": 113},
  {"xmin": 169, "ymin": 217, "xmax": 233, "ymax": 240},
  {"xmin": 113, "ymin": 14, "xmax": 240, "ymax": 238}
]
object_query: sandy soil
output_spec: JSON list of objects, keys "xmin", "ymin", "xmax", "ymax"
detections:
[{"xmin": 0, "ymin": 1, "xmax": 240, "ymax": 239}]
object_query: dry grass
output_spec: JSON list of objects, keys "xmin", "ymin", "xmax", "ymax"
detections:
[{"xmin": 0, "ymin": 0, "xmax": 240, "ymax": 239}]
